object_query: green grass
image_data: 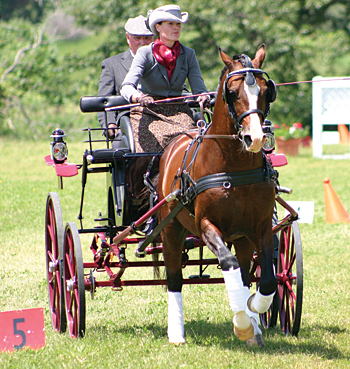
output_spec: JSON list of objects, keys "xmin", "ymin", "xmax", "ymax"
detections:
[
  {"xmin": 322, "ymin": 144, "xmax": 350, "ymax": 156},
  {"xmin": 0, "ymin": 138, "xmax": 350, "ymax": 368}
]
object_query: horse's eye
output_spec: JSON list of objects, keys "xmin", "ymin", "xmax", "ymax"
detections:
[{"xmin": 229, "ymin": 90, "xmax": 238, "ymax": 101}]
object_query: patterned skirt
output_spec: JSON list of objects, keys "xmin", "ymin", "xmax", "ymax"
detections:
[{"xmin": 130, "ymin": 103, "xmax": 196, "ymax": 153}]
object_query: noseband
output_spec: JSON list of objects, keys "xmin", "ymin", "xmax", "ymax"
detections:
[{"xmin": 222, "ymin": 54, "xmax": 274, "ymax": 134}]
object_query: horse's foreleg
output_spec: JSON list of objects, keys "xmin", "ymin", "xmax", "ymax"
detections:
[
  {"xmin": 162, "ymin": 222, "xmax": 187, "ymax": 345},
  {"xmin": 233, "ymin": 236, "xmax": 266, "ymax": 347},
  {"xmin": 248, "ymin": 230, "xmax": 277, "ymax": 314},
  {"xmin": 222, "ymin": 267, "xmax": 255, "ymax": 340},
  {"xmin": 200, "ymin": 219, "xmax": 254, "ymax": 341},
  {"xmin": 200, "ymin": 218, "xmax": 239, "ymax": 270}
]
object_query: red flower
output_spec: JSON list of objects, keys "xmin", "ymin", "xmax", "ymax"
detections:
[{"xmin": 293, "ymin": 122, "xmax": 303, "ymax": 129}]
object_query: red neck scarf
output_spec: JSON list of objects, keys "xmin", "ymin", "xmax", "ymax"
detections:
[{"xmin": 152, "ymin": 39, "xmax": 181, "ymax": 82}]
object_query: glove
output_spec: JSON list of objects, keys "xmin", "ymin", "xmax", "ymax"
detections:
[
  {"xmin": 107, "ymin": 123, "xmax": 118, "ymax": 139},
  {"xmin": 196, "ymin": 94, "xmax": 211, "ymax": 108},
  {"xmin": 136, "ymin": 94, "xmax": 155, "ymax": 107}
]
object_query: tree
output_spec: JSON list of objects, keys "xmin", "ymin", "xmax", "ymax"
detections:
[
  {"xmin": 67, "ymin": 0, "xmax": 350, "ymax": 128},
  {"xmin": 1, "ymin": 0, "xmax": 350, "ymax": 138},
  {"xmin": 0, "ymin": 0, "xmax": 46, "ymax": 23},
  {"xmin": 0, "ymin": 1, "xmax": 90, "ymax": 137}
]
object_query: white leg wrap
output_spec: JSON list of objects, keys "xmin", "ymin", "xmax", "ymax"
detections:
[
  {"xmin": 222, "ymin": 267, "xmax": 250, "ymax": 313},
  {"xmin": 249, "ymin": 289, "xmax": 275, "ymax": 314},
  {"xmin": 245, "ymin": 306, "xmax": 259, "ymax": 324},
  {"xmin": 167, "ymin": 291, "xmax": 185, "ymax": 344},
  {"xmin": 223, "ymin": 267, "xmax": 252, "ymax": 330},
  {"xmin": 245, "ymin": 308, "xmax": 262, "ymax": 335}
]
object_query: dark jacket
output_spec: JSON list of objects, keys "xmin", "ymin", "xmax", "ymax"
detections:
[
  {"xmin": 97, "ymin": 49, "xmax": 133, "ymax": 128},
  {"xmin": 121, "ymin": 43, "xmax": 207, "ymax": 102}
]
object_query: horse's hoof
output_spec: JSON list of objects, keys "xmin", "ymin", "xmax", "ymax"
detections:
[
  {"xmin": 246, "ymin": 316, "xmax": 264, "ymax": 348},
  {"xmin": 246, "ymin": 334, "xmax": 265, "ymax": 348},
  {"xmin": 233, "ymin": 322, "xmax": 254, "ymax": 341}
]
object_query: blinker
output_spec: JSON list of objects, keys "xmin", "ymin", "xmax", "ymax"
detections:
[{"xmin": 245, "ymin": 72, "xmax": 256, "ymax": 86}]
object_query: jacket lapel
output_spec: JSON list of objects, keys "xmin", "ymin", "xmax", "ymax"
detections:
[
  {"xmin": 171, "ymin": 46, "xmax": 185, "ymax": 84},
  {"xmin": 158, "ymin": 64, "xmax": 170, "ymax": 86},
  {"xmin": 120, "ymin": 50, "xmax": 133, "ymax": 73}
]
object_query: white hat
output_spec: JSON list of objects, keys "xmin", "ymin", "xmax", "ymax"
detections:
[
  {"xmin": 125, "ymin": 15, "xmax": 154, "ymax": 36},
  {"xmin": 147, "ymin": 5, "xmax": 189, "ymax": 35}
]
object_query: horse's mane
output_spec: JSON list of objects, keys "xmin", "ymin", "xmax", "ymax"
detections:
[{"xmin": 219, "ymin": 66, "xmax": 227, "ymax": 83}]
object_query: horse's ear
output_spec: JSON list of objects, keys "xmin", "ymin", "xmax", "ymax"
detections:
[
  {"xmin": 253, "ymin": 44, "xmax": 266, "ymax": 68},
  {"xmin": 219, "ymin": 48, "xmax": 235, "ymax": 70}
]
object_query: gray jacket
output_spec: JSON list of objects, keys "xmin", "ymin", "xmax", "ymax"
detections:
[
  {"xmin": 97, "ymin": 49, "xmax": 133, "ymax": 128},
  {"xmin": 121, "ymin": 43, "xmax": 207, "ymax": 102}
]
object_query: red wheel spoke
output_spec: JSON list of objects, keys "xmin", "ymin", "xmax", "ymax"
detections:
[
  {"xmin": 47, "ymin": 250, "xmax": 55, "ymax": 263},
  {"xmin": 47, "ymin": 224, "xmax": 56, "ymax": 247},
  {"xmin": 286, "ymin": 253, "xmax": 296, "ymax": 275},
  {"xmin": 65, "ymin": 243, "xmax": 76, "ymax": 280}
]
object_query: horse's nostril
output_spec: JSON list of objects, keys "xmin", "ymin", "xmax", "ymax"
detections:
[{"xmin": 243, "ymin": 135, "xmax": 252, "ymax": 147}]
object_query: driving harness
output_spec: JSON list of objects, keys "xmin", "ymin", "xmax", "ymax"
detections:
[
  {"xmin": 136, "ymin": 56, "xmax": 278, "ymax": 255},
  {"xmin": 222, "ymin": 54, "xmax": 276, "ymax": 133}
]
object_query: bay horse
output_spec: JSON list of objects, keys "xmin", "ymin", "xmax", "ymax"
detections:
[{"xmin": 157, "ymin": 45, "xmax": 277, "ymax": 347}]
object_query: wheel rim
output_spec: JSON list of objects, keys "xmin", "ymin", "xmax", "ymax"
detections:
[
  {"xmin": 63, "ymin": 222, "xmax": 86, "ymax": 338},
  {"xmin": 45, "ymin": 192, "xmax": 66, "ymax": 333},
  {"xmin": 277, "ymin": 222, "xmax": 303, "ymax": 336}
]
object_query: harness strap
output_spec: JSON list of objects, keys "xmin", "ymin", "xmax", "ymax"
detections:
[
  {"xmin": 135, "ymin": 201, "xmax": 184, "ymax": 257},
  {"xmin": 181, "ymin": 155, "xmax": 278, "ymax": 205}
]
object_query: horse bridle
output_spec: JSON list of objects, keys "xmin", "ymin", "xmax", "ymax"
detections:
[{"xmin": 222, "ymin": 54, "xmax": 276, "ymax": 134}]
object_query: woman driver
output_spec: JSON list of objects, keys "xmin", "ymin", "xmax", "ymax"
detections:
[{"xmin": 120, "ymin": 4, "xmax": 209, "ymax": 153}]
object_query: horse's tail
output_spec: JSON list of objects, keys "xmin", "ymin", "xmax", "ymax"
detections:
[{"xmin": 152, "ymin": 252, "xmax": 161, "ymax": 279}]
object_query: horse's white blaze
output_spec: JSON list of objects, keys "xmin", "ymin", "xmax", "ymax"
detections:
[{"xmin": 243, "ymin": 82, "xmax": 265, "ymax": 151}]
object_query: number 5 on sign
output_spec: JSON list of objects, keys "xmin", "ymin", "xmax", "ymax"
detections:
[{"xmin": 0, "ymin": 308, "xmax": 45, "ymax": 352}]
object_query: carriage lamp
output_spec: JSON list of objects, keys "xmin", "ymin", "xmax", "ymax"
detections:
[
  {"xmin": 262, "ymin": 119, "xmax": 276, "ymax": 153},
  {"xmin": 50, "ymin": 128, "xmax": 68, "ymax": 163}
]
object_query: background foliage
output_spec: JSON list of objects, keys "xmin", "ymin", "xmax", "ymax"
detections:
[{"xmin": 1, "ymin": 0, "xmax": 350, "ymax": 138}]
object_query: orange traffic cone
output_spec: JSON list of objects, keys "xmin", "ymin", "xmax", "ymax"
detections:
[
  {"xmin": 323, "ymin": 178, "xmax": 350, "ymax": 223},
  {"xmin": 338, "ymin": 124, "xmax": 350, "ymax": 145}
]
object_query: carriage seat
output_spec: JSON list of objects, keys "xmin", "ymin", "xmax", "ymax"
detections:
[{"xmin": 80, "ymin": 95, "xmax": 129, "ymax": 112}]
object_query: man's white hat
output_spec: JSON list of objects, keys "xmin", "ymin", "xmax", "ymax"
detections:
[
  {"xmin": 125, "ymin": 15, "xmax": 154, "ymax": 36},
  {"xmin": 147, "ymin": 5, "xmax": 189, "ymax": 35}
]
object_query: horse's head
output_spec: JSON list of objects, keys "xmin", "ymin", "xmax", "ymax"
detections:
[{"xmin": 219, "ymin": 45, "xmax": 276, "ymax": 153}]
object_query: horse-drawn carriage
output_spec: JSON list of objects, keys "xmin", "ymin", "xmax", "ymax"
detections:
[{"xmin": 45, "ymin": 46, "xmax": 303, "ymax": 346}]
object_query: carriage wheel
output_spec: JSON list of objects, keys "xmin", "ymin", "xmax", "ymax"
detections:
[
  {"xmin": 277, "ymin": 221, "xmax": 303, "ymax": 336},
  {"xmin": 45, "ymin": 192, "xmax": 67, "ymax": 333},
  {"xmin": 63, "ymin": 222, "xmax": 86, "ymax": 338}
]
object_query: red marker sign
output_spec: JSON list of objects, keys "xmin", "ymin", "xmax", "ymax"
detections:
[{"xmin": 0, "ymin": 308, "xmax": 45, "ymax": 352}]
